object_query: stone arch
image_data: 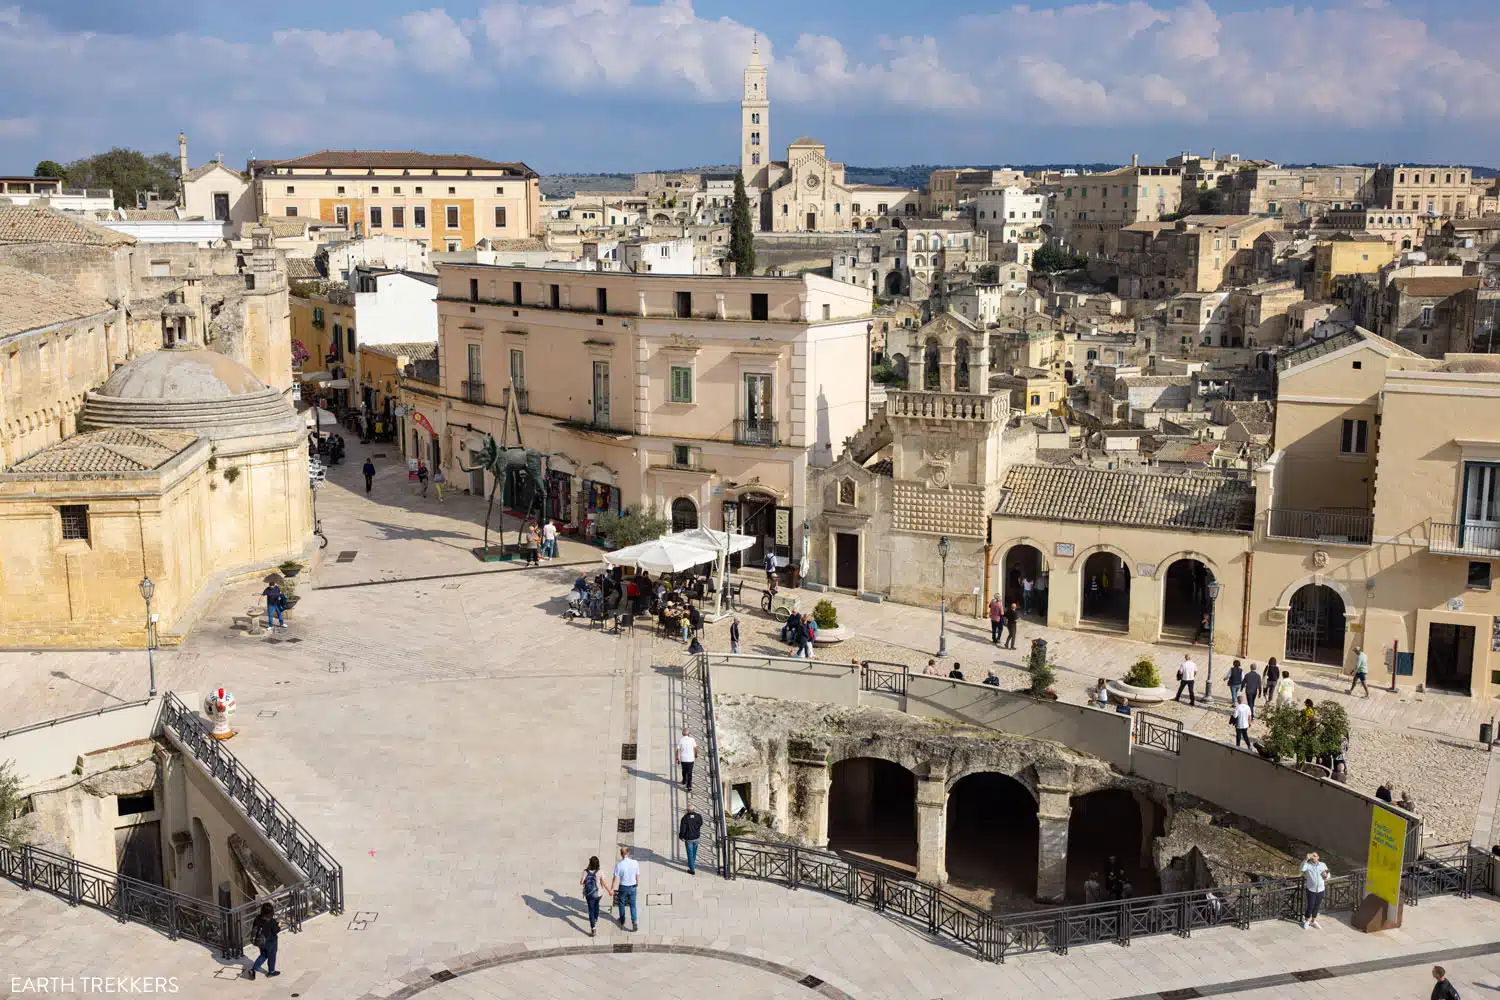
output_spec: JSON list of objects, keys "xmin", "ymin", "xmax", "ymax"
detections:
[
  {"xmin": 1070, "ymin": 541, "xmax": 1134, "ymax": 574},
  {"xmin": 1076, "ymin": 543, "xmax": 1132, "ymax": 631},
  {"xmin": 1151, "ymin": 549, "xmax": 1224, "ymax": 581},
  {"xmin": 1158, "ymin": 553, "xmax": 1219, "ymax": 638},
  {"xmin": 582, "ymin": 462, "xmax": 617, "ymax": 486},
  {"xmin": 548, "ymin": 452, "xmax": 580, "ymax": 477},
  {"xmin": 1273, "ymin": 572, "xmax": 1355, "ymax": 611},
  {"xmin": 914, "ymin": 254, "xmax": 926, "ymax": 268},
  {"xmin": 945, "ymin": 761, "xmax": 1040, "ymax": 802},
  {"xmin": 670, "ymin": 496, "xmax": 698, "ymax": 531},
  {"xmin": 826, "ymin": 753, "xmax": 919, "ymax": 868}
]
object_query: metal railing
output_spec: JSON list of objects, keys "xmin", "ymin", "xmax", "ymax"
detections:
[
  {"xmin": 157, "ymin": 694, "xmax": 344, "ymax": 916},
  {"xmin": 860, "ymin": 660, "xmax": 909, "ymax": 696},
  {"xmin": 734, "ymin": 418, "xmax": 779, "ymax": 447},
  {"xmin": 685, "ymin": 654, "xmax": 728, "ymax": 876},
  {"xmin": 506, "ymin": 386, "xmax": 529, "ymax": 413},
  {"xmin": 1429, "ymin": 521, "xmax": 1500, "ymax": 557},
  {"xmin": 462, "ymin": 379, "xmax": 485, "ymax": 404},
  {"xmin": 1265, "ymin": 508, "xmax": 1374, "ymax": 545},
  {"xmin": 0, "ymin": 840, "xmax": 321, "ymax": 959},
  {"xmin": 1133, "ymin": 711, "xmax": 1181, "ymax": 755},
  {"xmin": 724, "ymin": 837, "xmax": 1494, "ymax": 963}
]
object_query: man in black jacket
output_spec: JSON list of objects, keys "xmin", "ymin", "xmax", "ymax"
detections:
[
  {"xmin": 1432, "ymin": 965, "xmax": 1460, "ymax": 1000},
  {"xmin": 1242, "ymin": 663, "xmax": 1263, "ymax": 712},
  {"xmin": 1226, "ymin": 659, "xmax": 1244, "ymax": 706},
  {"xmin": 679, "ymin": 805, "xmax": 704, "ymax": 875}
]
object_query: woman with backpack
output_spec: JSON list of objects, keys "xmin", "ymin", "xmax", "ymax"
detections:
[
  {"xmin": 580, "ymin": 855, "xmax": 607, "ymax": 936},
  {"xmin": 247, "ymin": 902, "xmax": 281, "ymax": 979}
]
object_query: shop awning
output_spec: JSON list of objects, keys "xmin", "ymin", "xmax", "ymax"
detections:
[
  {"xmin": 298, "ymin": 370, "xmax": 331, "ymax": 383},
  {"xmin": 323, "ymin": 378, "xmax": 352, "ymax": 389}
]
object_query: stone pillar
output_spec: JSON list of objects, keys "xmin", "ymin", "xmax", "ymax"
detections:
[
  {"xmin": 915, "ymin": 760, "xmax": 949, "ymax": 885},
  {"xmin": 1034, "ymin": 763, "xmax": 1073, "ymax": 903},
  {"xmin": 970, "ymin": 354, "xmax": 989, "ymax": 395},
  {"xmin": 910, "ymin": 353, "xmax": 926, "ymax": 393},
  {"xmin": 788, "ymin": 741, "xmax": 830, "ymax": 847}
]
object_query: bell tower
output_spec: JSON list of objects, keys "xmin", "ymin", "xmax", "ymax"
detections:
[{"xmin": 741, "ymin": 37, "xmax": 769, "ymax": 187}]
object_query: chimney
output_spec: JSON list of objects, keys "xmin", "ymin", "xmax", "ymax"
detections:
[
  {"xmin": 1132, "ymin": 153, "xmax": 1139, "ymax": 168},
  {"xmin": 1211, "ymin": 148, "xmax": 1217, "ymax": 161},
  {"xmin": 177, "ymin": 132, "xmax": 188, "ymax": 188}
]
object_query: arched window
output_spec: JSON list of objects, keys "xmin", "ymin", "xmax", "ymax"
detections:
[
  {"xmin": 838, "ymin": 477, "xmax": 857, "ymax": 506},
  {"xmin": 924, "ymin": 338, "xmax": 941, "ymax": 390},
  {"xmin": 914, "ymin": 255, "xmax": 926, "ymax": 267},
  {"xmin": 914, "ymin": 235, "xmax": 926, "ymax": 250},
  {"xmin": 955, "ymin": 338, "xmax": 971, "ymax": 391},
  {"xmin": 671, "ymin": 497, "xmax": 698, "ymax": 532}
]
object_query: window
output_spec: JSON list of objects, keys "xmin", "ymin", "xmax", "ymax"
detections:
[
  {"xmin": 1340, "ymin": 418, "xmax": 1368, "ymax": 455},
  {"xmin": 337, "ymin": 186, "xmax": 346, "ymax": 195},
  {"xmin": 371, "ymin": 185, "xmax": 380, "ymax": 194},
  {"xmin": 660, "ymin": 246, "xmax": 670, "ymax": 258},
  {"xmin": 513, "ymin": 281, "xmax": 523, "ymax": 304},
  {"xmin": 752, "ymin": 153, "xmax": 760, "ymax": 165},
  {"xmin": 448, "ymin": 186, "xmax": 457, "ymax": 195},
  {"xmin": 446, "ymin": 240, "xmax": 459, "ymax": 252},
  {"xmin": 369, "ymin": 206, "xmax": 382, "ymax": 228},
  {"xmin": 1030, "ymin": 394, "xmax": 1041, "ymax": 406},
  {"xmin": 394, "ymin": 186, "xmax": 402, "ymax": 194},
  {"xmin": 1465, "ymin": 465, "xmax": 1500, "ymax": 540},
  {"xmin": 751, "ymin": 112, "xmax": 760, "ymax": 124},
  {"xmin": 675, "ymin": 291, "xmax": 691, "ymax": 318},
  {"xmin": 331, "ymin": 323, "xmax": 343, "ymax": 359},
  {"xmin": 1421, "ymin": 305, "xmax": 1435, "ymax": 327},
  {"xmin": 286, "ymin": 185, "xmax": 296, "ymax": 195},
  {"xmin": 1469, "ymin": 561, "xmax": 1492, "ymax": 590},
  {"xmin": 821, "ymin": 303, "xmax": 830, "ymax": 320},
  {"xmin": 1352, "ymin": 360, "xmax": 1362, "ymax": 370},
  {"xmin": 59, "ymin": 504, "xmax": 89, "ymax": 541},
  {"xmin": 415, "ymin": 186, "xmax": 423, "ymax": 194},
  {"xmin": 334, "ymin": 205, "xmax": 349, "ymax": 226},
  {"xmin": 312, "ymin": 307, "xmax": 324, "ymax": 326},
  {"xmin": 117, "ymin": 791, "xmax": 155, "ymax": 816},
  {"xmin": 468, "ymin": 343, "xmax": 482, "ymax": 384},
  {"xmin": 414, "ymin": 206, "xmax": 426, "ymax": 228},
  {"xmin": 494, "ymin": 206, "xmax": 507, "ymax": 227},
  {"xmin": 672, "ymin": 444, "xmax": 695, "ymax": 468},
  {"xmin": 469, "ymin": 278, "xmax": 479, "ymax": 303},
  {"xmin": 750, "ymin": 131, "xmax": 760, "ymax": 146},
  {"xmin": 670, "ymin": 365, "xmax": 693, "ymax": 402},
  {"xmin": 446, "ymin": 205, "xmax": 460, "ymax": 229},
  {"xmin": 392, "ymin": 206, "xmax": 404, "ymax": 228},
  {"xmin": 286, "ymin": 206, "xmax": 298, "ymax": 217},
  {"xmin": 346, "ymin": 327, "xmax": 356, "ymax": 353},
  {"xmin": 751, "ymin": 293, "xmax": 769, "ymax": 321},
  {"xmin": 549, "ymin": 284, "xmax": 560, "ymax": 308},
  {"xmin": 838, "ymin": 478, "xmax": 856, "ymax": 506},
  {"xmin": 495, "ymin": 186, "xmax": 505, "ymax": 195}
]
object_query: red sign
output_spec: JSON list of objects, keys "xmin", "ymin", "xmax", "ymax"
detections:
[{"xmin": 412, "ymin": 412, "xmax": 435, "ymax": 436}]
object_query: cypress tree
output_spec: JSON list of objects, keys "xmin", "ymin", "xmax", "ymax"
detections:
[{"xmin": 730, "ymin": 170, "xmax": 756, "ymax": 276}]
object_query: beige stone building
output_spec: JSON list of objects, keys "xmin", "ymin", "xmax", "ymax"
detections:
[
  {"xmin": 1054, "ymin": 163, "xmax": 1184, "ymax": 256},
  {"xmin": 1116, "ymin": 215, "xmax": 1279, "ymax": 297},
  {"xmin": 249, "ymin": 150, "xmax": 543, "ymax": 250},
  {"xmin": 1228, "ymin": 166, "xmax": 1378, "ymax": 219},
  {"xmin": 406, "ymin": 263, "xmax": 873, "ymax": 567},
  {"xmin": 1311, "ymin": 234, "xmax": 1396, "ymax": 299},
  {"xmin": 1374, "ymin": 165, "xmax": 1478, "ymax": 218}
]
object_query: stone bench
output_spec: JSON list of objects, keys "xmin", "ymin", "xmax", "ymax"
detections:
[{"xmin": 233, "ymin": 611, "xmax": 268, "ymax": 637}]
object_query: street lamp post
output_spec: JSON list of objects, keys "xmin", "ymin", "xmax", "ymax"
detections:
[
  {"xmin": 1204, "ymin": 580, "xmax": 1221, "ymax": 701},
  {"xmin": 139, "ymin": 575, "xmax": 157, "ymax": 697},
  {"xmin": 937, "ymin": 535, "xmax": 951, "ymax": 658}
]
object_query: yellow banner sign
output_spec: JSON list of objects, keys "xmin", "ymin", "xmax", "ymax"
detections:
[{"xmin": 1366, "ymin": 805, "xmax": 1408, "ymax": 909}]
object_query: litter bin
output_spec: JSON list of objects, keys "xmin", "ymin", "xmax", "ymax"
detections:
[{"xmin": 1482, "ymin": 721, "xmax": 1493, "ymax": 746}]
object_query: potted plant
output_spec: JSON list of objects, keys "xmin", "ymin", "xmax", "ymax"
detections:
[
  {"xmin": 1256, "ymin": 701, "xmax": 1350, "ymax": 765},
  {"xmin": 1107, "ymin": 656, "xmax": 1170, "ymax": 704},
  {"xmin": 279, "ymin": 560, "xmax": 304, "ymax": 578},
  {"xmin": 810, "ymin": 599, "xmax": 848, "ymax": 644}
]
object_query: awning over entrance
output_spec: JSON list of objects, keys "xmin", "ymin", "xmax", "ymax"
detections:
[{"xmin": 297, "ymin": 370, "xmax": 332, "ymax": 383}]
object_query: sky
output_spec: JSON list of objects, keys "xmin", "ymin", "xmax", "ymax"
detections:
[{"xmin": 3, "ymin": 0, "xmax": 1500, "ymax": 175}]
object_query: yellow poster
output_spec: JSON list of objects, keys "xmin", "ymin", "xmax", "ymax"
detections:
[{"xmin": 1366, "ymin": 806, "xmax": 1408, "ymax": 908}]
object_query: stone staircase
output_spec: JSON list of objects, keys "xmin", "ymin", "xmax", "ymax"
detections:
[{"xmin": 844, "ymin": 408, "xmax": 892, "ymax": 465}]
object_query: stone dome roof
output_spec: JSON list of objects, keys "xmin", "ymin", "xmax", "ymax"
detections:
[{"xmin": 82, "ymin": 347, "xmax": 302, "ymax": 441}]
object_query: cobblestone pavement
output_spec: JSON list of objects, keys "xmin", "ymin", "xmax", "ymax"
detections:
[{"xmin": 6, "ymin": 438, "xmax": 1500, "ymax": 998}]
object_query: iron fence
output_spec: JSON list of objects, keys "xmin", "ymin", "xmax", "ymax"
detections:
[
  {"xmin": 1133, "ymin": 711, "xmax": 1181, "ymax": 755},
  {"xmin": 734, "ymin": 418, "xmax": 779, "ymax": 447},
  {"xmin": 685, "ymin": 654, "xmax": 728, "ymax": 876},
  {"xmin": 860, "ymin": 660, "xmax": 909, "ymax": 696},
  {"xmin": 1429, "ymin": 521, "xmax": 1500, "ymax": 557},
  {"xmin": 157, "ymin": 694, "xmax": 344, "ymax": 916},
  {"xmin": 724, "ymin": 837, "xmax": 1493, "ymax": 963},
  {"xmin": 1266, "ymin": 508, "xmax": 1374, "ymax": 545}
]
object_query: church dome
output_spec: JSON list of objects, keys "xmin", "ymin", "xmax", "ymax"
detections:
[{"xmin": 81, "ymin": 347, "xmax": 302, "ymax": 441}]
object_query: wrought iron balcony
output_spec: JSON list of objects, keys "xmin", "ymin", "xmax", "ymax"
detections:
[
  {"xmin": 506, "ymin": 386, "xmax": 529, "ymax": 413},
  {"xmin": 462, "ymin": 379, "xmax": 485, "ymax": 404},
  {"xmin": 1429, "ymin": 521, "xmax": 1500, "ymax": 557},
  {"xmin": 1265, "ymin": 508, "xmax": 1374, "ymax": 546},
  {"xmin": 735, "ymin": 418, "xmax": 779, "ymax": 447}
]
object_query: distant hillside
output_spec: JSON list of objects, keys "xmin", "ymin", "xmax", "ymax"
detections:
[{"xmin": 540, "ymin": 173, "xmax": 634, "ymax": 198}]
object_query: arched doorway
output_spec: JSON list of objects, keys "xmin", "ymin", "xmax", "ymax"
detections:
[
  {"xmin": 1002, "ymin": 544, "xmax": 1045, "ymax": 618},
  {"xmin": 923, "ymin": 339, "xmax": 941, "ymax": 390},
  {"xmin": 954, "ymin": 338, "xmax": 971, "ymax": 391},
  {"xmin": 1080, "ymin": 551, "xmax": 1130, "ymax": 631},
  {"xmin": 1065, "ymin": 790, "xmax": 1162, "ymax": 902},
  {"xmin": 827, "ymin": 758, "xmax": 917, "ymax": 870},
  {"xmin": 890, "ymin": 353, "xmax": 908, "ymax": 383},
  {"xmin": 670, "ymin": 497, "xmax": 698, "ymax": 532},
  {"xmin": 885, "ymin": 270, "xmax": 904, "ymax": 296},
  {"xmin": 1161, "ymin": 558, "xmax": 1214, "ymax": 642},
  {"xmin": 736, "ymin": 491, "xmax": 778, "ymax": 568},
  {"xmin": 1286, "ymin": 584, "xmax": 1346, "ymax": 665},
  {"xmin": 945, "ymin": 773, "xmax": 1038, "ymax": 909}
]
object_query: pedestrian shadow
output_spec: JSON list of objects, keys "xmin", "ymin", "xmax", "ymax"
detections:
[
  {"xmin": 522, "ymin": 892, "xmax": 587, "ymax": 934},
  {"xmin": 359, "ymin": 519, "xmax": 482, "ymax": 552},
  {"xmin": 625, "ymin": 765, "xmax": 675, "ymax": 787}
]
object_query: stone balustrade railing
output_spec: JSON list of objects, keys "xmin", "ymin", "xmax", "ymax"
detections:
[{"xmin": 887, "ymin": 390, "xmax": 1007, "ymax": 422}]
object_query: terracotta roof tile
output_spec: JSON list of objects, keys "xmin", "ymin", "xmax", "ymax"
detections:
[
  {"xmin": 0, "ymin": 206, "xmax": 135, "ymax": 246},
  {"xmin": 6, "ymin": 428, "xmax": 198, "ymax": 475},
  {"xmin": 0, "ymin": 266, "xmax": 115, "ymax": 338},
  {"xmin": 257, "ymin": 150, "xmax": 537, "ymax": 177},
  {"xmin": 995, "ymin": 464, "xmax": 1255, "ymax": 532},
  {"xmin": 361, "ymin": 341, "xmax": 437, "ymax": 361}
]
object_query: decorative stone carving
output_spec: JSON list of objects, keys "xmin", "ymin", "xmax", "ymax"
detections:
[
  {"xmin": 1312, "ymin": 549, "xmax": 1329, "ymax": 569},
  {"xmin": 920, "ymin": 446, "xmax": 953, "ymax": 489}
]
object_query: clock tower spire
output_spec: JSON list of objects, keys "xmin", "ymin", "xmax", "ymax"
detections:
[{"xmin": 740, "ymin": 37, "xmax": 769, "ymax": 187}]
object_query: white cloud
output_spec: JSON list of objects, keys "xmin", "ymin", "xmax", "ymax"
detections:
[
  {"xmin": 271, "ymin": 27, "xmax": 399, "ymax": 69},
  {"xmin": 402, "ymin": 8, "xmax": 472, "ymax": 73}
]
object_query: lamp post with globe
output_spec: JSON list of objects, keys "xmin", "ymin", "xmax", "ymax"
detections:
[
  {"xmin": 139, "ymin": 575, "xmax": 157, "ymax": 697},
  {"xmin": 937, "ymin": 535, "xmax": 951, "ymax": 658}
]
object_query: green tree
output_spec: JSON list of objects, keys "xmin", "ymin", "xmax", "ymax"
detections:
[
  {"xmin": 729, "ymin": 170, "xmax": 756, "ymax": 276},
  {"xmin": 1031, "ymin": 242, "xmax": 1085, "ymax": 273},
  {"xmin": 33, "ymin": 160, "xmax": 67, "ymax": 181},
  {"xmin": 0, "ymin": 759, "xmax": 22, "ymax": 845},
  {"xmin": 596, "ymin": 506, "xmax": 671, "ymax": 548},
  {"xmin": 64, "ymin": 148, "xmax": 178, "ymax": 208}
]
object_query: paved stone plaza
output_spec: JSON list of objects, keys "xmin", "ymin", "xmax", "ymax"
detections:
[{"xmin": 6, "ymin": 441, "xmax": 1500, "ymax": 999}]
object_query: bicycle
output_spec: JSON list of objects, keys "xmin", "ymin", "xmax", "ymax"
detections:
[{"xmin": 314, "ymin": 519, "xmax": 329, "ymax": 549}]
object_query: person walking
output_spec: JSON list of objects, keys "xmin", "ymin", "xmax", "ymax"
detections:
[
  {"xmin": 613, "ymin": 847, "xmax": 640, "ymax": 931},
  {"xmin": 1175, "ymin": 654, "xmax": 1198, "ymax": 706},
  {"xmin": 676, "ymin": 726, "xmax": 697, "ymax": 792},
  {"xmin": 1432, "ymin": 965, "xmax": 1461, "ymax": 1000},
  {"xmin": 417, "ymin": 460, "xmax": 429, "ymax": 497},
  {"xmin": 1231, "ymin": 694, "xmax": 1253, "ymax": 749},
  {"xmin": 1300, "ymin": 851, "xmax": 1329, "ymax": 929},
  {"xmin": 1274, "ymin": 670, "xmax": 1296, "ymax": 709},
  {"xmin": 1035, "ymin": 572, "xmax": 1048, "ymax": 616},
  {"xmin": 362, "ymin": 458, "xmax": 376, "ymax": 494},
  {"xmin": 764, "ymin": 549, "xmax": 776, "ymax": 585},
  {"xmin": 247, "ymin": 902, "xmax": 281, "ymax": 979},
  {"xmin": 1021, "ymin": 576, "xmax": 1033, "ymax": 614},
  {"xmin": 1227, "ymin": 659, "xmax": 1244, "ymax": 706},
  {"xmin": 989, "ymin": 595, "xmax": 1005, "ymax": 644},
  {"xmin": 580, "ymin": 856, "xmax": 605, "ymax": 936},
  {"xmin": 1264, "ymin": 657, "xmax": 1281, "ymax": 704},
  {"xmin": 679, "ymin": 804, "xmax": 703, "ymax": 875},
  {"xmin": 729, "ymin": 617, "xmax": 741, "ymax": 654},
  {"xmin": 1243, "ymin": 662, "xmax": 1263, "ymax": 712},
  {"xmin": 797, "ymin": 615, "xmax": 816, "ymax": 659},
  {"xmin": 1003, "ymin": 601, "xmax": 1019, "ymax": 650},
  {"xmin": 262, "ymin": 581, "xmax": 286, "ymax": 629},
  {"xmin": 433, "ymin": 467, "xmax": 446, "ymax": 502},
  {"xmin": 1349, "ymin": 645, "xmax": 1370, "ymax": 697},
  {"xmin": 542, "ymin": 519, "xmax": 558, "ymax": 559}
]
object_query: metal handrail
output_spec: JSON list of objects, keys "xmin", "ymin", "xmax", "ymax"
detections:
[
  {"xmin": 1265, "ymin": 508, "xmax": 1373, "ymax": 545},
  {"xmin": 156, "ymin": 694, "xmax": 344, "ymax": 915},
  {"xmin": 1133, "ymin": 711, "xmax": 1181, "ymax": 755},
  {"xmin": 698, "ymin": 654, "xmax": 729, "ymax": 876},
  {"xmin": 0, "ymin": 697, "xmax": 154, "ymax": 741},
  {"xmin": 860, "ymin": 660, "xmax": 909, "ymax": 696}
]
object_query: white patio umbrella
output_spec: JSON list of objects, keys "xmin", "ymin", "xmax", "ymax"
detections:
[
  {"xmin": 602, "ymin": 534, "xmax": 721, "ymax": 575},
  {"xmin": 673, "ymin": 527, "xmax": 756, "ymax": 619}
]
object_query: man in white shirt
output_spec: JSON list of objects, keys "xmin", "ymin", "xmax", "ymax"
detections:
[
  {"xmin": 612, "ymin": 847, "xmax": 640, "ymax": 931},
  {"xmin": 1300, "ymin": 851, "xmax": 1328, "ymax": 929},
  {"xmin": 1231, "ymin": 695, "xmax": 1253, "ymax": 749},
  {"xmin": 541, "ymin": 519, "xmax": 558, "ymax": 559},
  {"xmin": 1175, "ymin": 655, "xmax": 1198, "ymax": 707},
  {"xmin": 676, "ymin": 727, "xmax": 697, "ymax": 792}
]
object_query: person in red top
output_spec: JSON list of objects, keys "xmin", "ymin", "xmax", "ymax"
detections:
[{"xmin": 988, "ymin": 595, "xmax": 1005, "ymax": 644}]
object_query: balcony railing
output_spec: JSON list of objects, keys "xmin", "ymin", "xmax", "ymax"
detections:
[
  {"xmin": 506, "ymin": 386, "xmax": 529, "ymax": 413},
  {"xmin": 888, "ymin": 390, "xmax": 1008, "ymax": 422},
  {"xmin": 1430, "ymin": 521, "xmax": 1500, "ymax": 557},
  {"xmin": 1265, "ymin": 508, "xmax": 1374, "ymax": 546},
  {"xmin": 735, "ymin": 418, "xmax": 779, "ymax": 447},
  {"xmin": 462, "ymin": 379, "xmax": 485, "ymax": 404}
]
